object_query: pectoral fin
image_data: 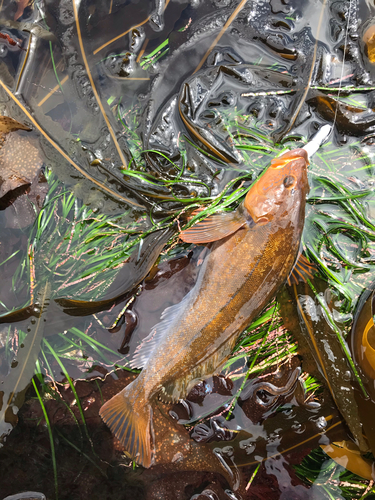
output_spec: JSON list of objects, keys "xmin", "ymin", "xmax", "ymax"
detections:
[
  {"xmin": 180, "ymin": 209, "xmax": 247, "ymax": 244},
  {"xmin": 287, "ymin": 253, "xmax": 316, "ymax": 286}
]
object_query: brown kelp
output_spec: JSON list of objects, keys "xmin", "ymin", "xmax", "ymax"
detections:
[
  {"xmin": 278, "ymin": 278, "xmax": 375, "ymax": 476},
  {"xmin": 351, "ymin": 283, "xmax": 375, "ymax": 387}
]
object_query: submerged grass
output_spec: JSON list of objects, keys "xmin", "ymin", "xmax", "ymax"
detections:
[
  {"xmin": 55, "ymin": 429, "xmax": 106, "ymax": 478},
  {"xmin": 226, "ymin": 305, "xmax": 278, "ymax": 419},
  {"xmin": 44, "ymin": 338, "xmax": 90, "ymax": 438},
  {"xmin": 44, "ymin": 326, "xmax": 139, "ymax": 375},
  {"xmin": 32, "ymin": 378, "xmax": 58, "ymax": 500},
  {"xmin": 245, "ymin": 463, "xmax": 261, "ymax": 492}
]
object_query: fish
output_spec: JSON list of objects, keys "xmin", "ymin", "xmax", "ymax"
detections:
[{"xmin": 99, "ymin": 147, "xmax": 310, "ymax": 467}]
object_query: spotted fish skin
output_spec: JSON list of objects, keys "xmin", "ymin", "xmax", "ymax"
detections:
[{"xmin": 100, "ymin": 149, "xmax": 309, "ymax": 467}]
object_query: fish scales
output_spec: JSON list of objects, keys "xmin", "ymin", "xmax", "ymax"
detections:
[
  {"xmin": 100, "ymin": 148, "xmax": 309, "ymax": 467},
  {"xmin": 146, "ymin": 224, "xmax": 296, "ymax": 388}
]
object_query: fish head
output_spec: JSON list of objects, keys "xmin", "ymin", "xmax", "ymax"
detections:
[{"xmin": 244, "ymin": 148, "xmax": 309, "ymax": 224}]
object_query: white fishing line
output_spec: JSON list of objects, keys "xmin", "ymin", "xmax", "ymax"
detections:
[{"xmin": 332, "ymin": 0, "xmax": 353, "ymax": 130}]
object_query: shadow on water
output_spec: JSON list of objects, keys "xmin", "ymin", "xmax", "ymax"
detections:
[{"xmin": 2, "ymin": 0, "xmax": 375, "ymax": 499}]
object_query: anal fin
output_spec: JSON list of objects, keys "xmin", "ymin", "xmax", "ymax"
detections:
[{"xmin": 159, "ymin": 335, "xmax": 238, "ymax": 404}]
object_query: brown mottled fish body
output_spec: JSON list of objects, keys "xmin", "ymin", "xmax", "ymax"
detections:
[{"xmin": 100, "ymin": 149, "xmax": 309, "ymax": 467}]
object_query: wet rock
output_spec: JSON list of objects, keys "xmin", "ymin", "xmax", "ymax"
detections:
[
  {"xmin": 5, "ymin": 170, "xmax": 48, "ymax": 229},
  {"xmin": 0, "ymin": 117, "xmax": 43, "ymax": 210},
  {"xmin": 212, "ymin": 376, "xmax": 234, "ymax": 396},
  {"xmin": 145, "ymin": 472, "xmax": 223, "ymax": 500}
]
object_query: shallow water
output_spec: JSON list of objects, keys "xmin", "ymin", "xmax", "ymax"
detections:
[{"xmin": 1, "ymin": 0, "xmax": 375, "ymax": 498}]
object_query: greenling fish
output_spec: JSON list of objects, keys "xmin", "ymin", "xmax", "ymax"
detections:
[{"xmin": 100, "ymin": 147, "xmax": 310, "ymax": 467}]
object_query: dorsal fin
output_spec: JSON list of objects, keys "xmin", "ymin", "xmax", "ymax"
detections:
[
  {"xmin": 287, "ymin": 253, "xmax": 316, "ymax": 286},
  {"xmin": 180, "ymin": 208, "xmax": 247, "ymax": 244},
  {"xmin": 129, "ymin": 289, "xmax": 194, "ymax": 369}
]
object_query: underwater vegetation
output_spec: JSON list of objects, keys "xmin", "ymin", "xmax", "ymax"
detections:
[{"xmin": 2, "ymin": 0, "xmax": 375, "ymax": 499}]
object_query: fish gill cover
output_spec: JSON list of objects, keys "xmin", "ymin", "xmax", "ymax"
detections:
[{"xmin": 1, "ymin": 0, "xmax": 375, "ymax": 499}]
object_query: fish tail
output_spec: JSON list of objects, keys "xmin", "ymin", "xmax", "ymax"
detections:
[{"xmin": 99, "ymin": 386, "xmax": 153, "ymax": 467}]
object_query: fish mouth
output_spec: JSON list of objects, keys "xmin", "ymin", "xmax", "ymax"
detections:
[
  {"xmin": 271, "ymin": 156, "xmax": 306, "ymax": 169},
  {"xmin": 270, "ymin": 148, "xmax": 309, "ymax": 169}
]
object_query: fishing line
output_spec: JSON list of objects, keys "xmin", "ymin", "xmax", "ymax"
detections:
[
  {"xmin": 332, "ymin": 0, "xmax": 352, "ymax": 130},
  {"xmin": 283, "ymin": 0, "xmax": 328, "ymax": 137}
]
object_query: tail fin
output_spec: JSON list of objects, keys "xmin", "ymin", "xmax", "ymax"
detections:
[{"xmin": 99, "ymin": 388, "xmax": 153, "ymax": 467}]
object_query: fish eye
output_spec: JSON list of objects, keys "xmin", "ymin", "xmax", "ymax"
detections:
[{"xmin": 283, "ymin": 175, "xmax": 296, "ymax": 189}]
